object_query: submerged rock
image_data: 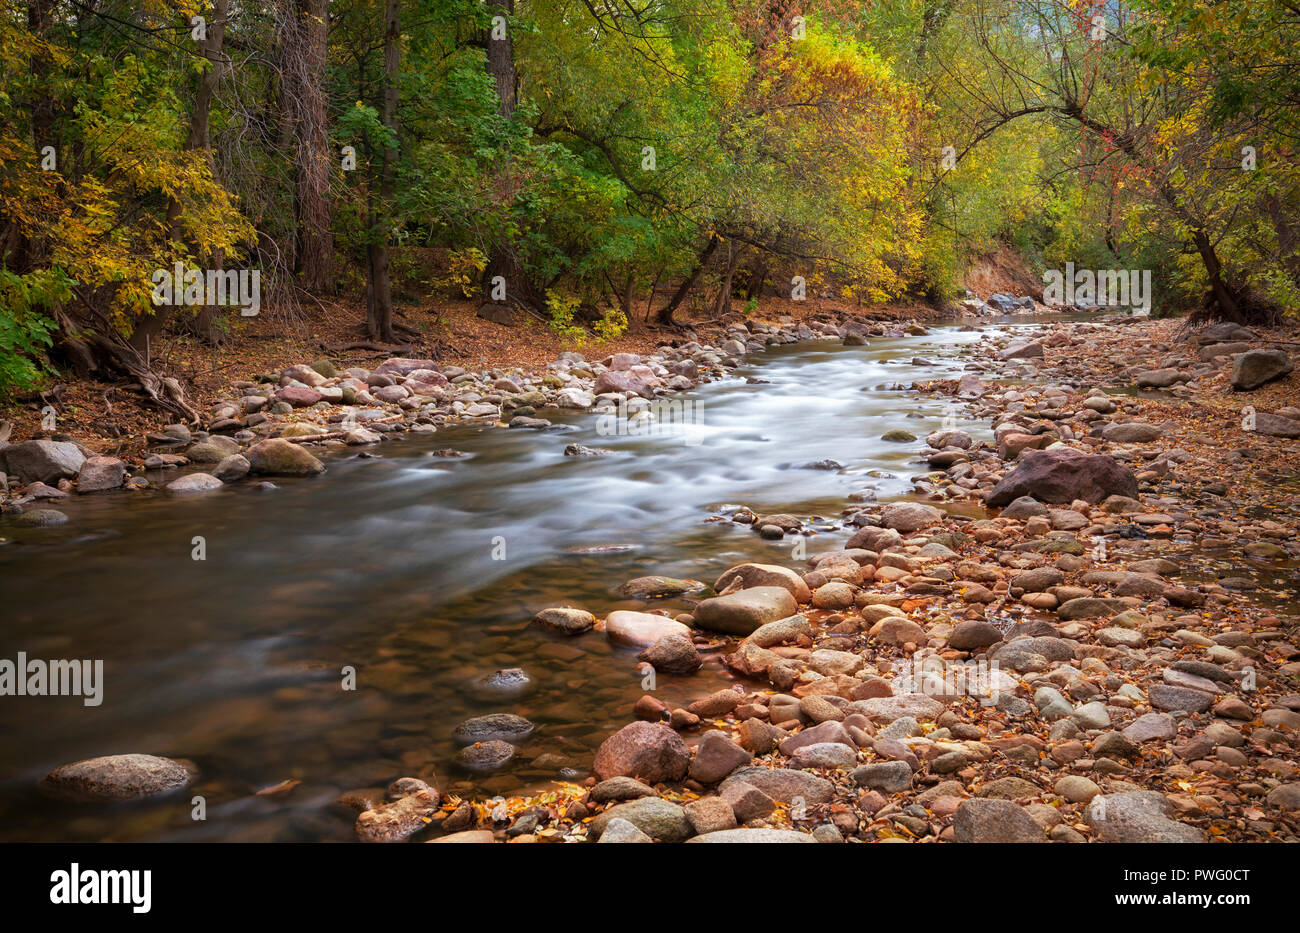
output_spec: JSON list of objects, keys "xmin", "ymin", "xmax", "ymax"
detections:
[{"xmin": 42, "ymin": 754, "xmax": 195, "ymax": 802}]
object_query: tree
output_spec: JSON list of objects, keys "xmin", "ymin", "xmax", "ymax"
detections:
[
  {"xmin": 365, "ymin": 0, "xmax": 400, "ymax": 343},
  {"xmin": 285, "ymin": 0, "xmax": 335, "ymax": 293}
]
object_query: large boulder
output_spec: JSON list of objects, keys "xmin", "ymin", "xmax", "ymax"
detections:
[
  {"xmin": 245, "ymin": 438, "xmax": 325, "ymax": 476},
  {"xmin": 592, "ymin": 722, "xmax": 690, "ymax": 783},
  {"xmin": 986, "ymin": 448, "xmax": 1137, "ymax": 506},
  {"xmin": 1, "ymin": 439, "xmax": 85, "ymax": 484},
  {"xmin": 1231, "ymin": 349, "xmax": 1293, "ymax": 390},
  {"xmin": 693, "ymin": 586, "xmax": 798, "ymax": 636}
]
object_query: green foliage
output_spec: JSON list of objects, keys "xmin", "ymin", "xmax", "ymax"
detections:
[{"xmin": 0, "ymin": 269, "xmax": 62, "ymax": 397}]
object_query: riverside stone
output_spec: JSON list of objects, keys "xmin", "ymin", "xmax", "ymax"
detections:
[
  {"xmin": 593, "ymin": 722, "xmax": 689, "ymax": 782},
  {"xmin": 693, "ymin": 586, "xmax": 798, "ymax": 636}
]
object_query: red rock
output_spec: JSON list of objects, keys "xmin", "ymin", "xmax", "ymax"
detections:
[{"xmin": 593, "ymin": 722, "xmax": 690, "ymax": 783}]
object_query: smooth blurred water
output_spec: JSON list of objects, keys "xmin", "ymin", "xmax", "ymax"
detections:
[{"xmin": 0, "ymin": 323, "xmax": 998, "ymax": 841}]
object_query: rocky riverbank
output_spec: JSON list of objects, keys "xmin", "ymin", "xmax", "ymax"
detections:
[
  {"xmin": 14, "ymin": 312, "xmax": 1300, "ymax": 843},
  {"xmin": 389, "ymin": 314, "xmax": 1300, "ymax": 844},
  {"xmin": 0, "ymin": 311, "xmax": 917, "ymax": 513}
]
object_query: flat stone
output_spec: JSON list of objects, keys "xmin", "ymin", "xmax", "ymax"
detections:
[
  {"xmin": 42, "ymin": 754, "xmax": 195, "ymax": 802},
  {"xmin": 953, "ymin": 799, "xmax": 1046, "ymax": 842},
  {"xmin": 1085, "ymin": 792, "xmax": 1205, "ymax": 842}
]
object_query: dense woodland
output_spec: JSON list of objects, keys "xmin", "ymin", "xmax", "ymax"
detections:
[{"xmin": 2, "ymin": 0, "xmax": 1299, "ymax": 414}]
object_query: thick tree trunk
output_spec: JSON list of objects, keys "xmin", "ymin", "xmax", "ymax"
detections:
[
  {"xmin": 288, "ymin": 0, "xmax": 334, "ymax": 293},
  {"xmin": 366, "ymin": 0, "xmax": 399, "ymax": 343},
  {"xmin": 656, "ymin": 233, "xmax": 718, "ymax": 326},
  {"xmin": 1191, "ymin": 228, "xmax": 1241, "ymax": 322}
]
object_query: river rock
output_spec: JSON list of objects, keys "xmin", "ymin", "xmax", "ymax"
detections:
[
  {"xmin": 743, "ymin": 614, "xmax": 812, "ymax": 648},
  {"xmin": 714, "ymin": 563, "xmax": 811, "ymax": 602},
  {"xmin": 693, "ymin": 586, "xmax": 798, "ymax": 635},
  {"xmin": 1149, "ymin": 684, "xmax": 1214, "ymax": 713},
  {"xmin": 1102, "ymin": 422, "xmax": 1164, "ymax": 443},
  {"xmin": 354, "ymin": 778, "xmax": 439, "ymax": 843},
  {"xmin": 1001, "ymin": 495, "xmax": 1047, "ymax": 519},
  {"xmin": 1000, "ymin": 341, "xmax": 1044, "ymax": 360},
  {"xmin": 14, "ymin": 508, "xmax": 69, "ymax": 526},
  {"xmin": 165, "ymin": 473, "xmax": 224, "ymax": 495},
  {"xmin": 212, "ymin": 454, "xmax": 250, "ymax": 483},
  {"xmin": 953, "ymin": 799, "xmax": 1046, "ymax": 842},
  {"xmin": 689, "ymin": 731, "xmax": 753, "ymax": 784},
  {"xmin": 1250, "ymin": 412, "xmax": 1300, "ymax": 438},
  {"xmin": 1135, "ymin": 369, "xmax": 1186, "ymax": 389},
  {"xmin": 453, "ymin": 740, "xmax": 515, "ymax": 773},
  {"xmin": 617, "ymin": 575, "xmax": 704, "ymax": 599},
  {"xmin": 1, "ymin": 439, "xmax": 85, "ymax": 484},
  {"xmin": 76, "ymin": 456, "xmax": 126, "ymax": 492},
  {"xmin": 1231, "ymin": 349, "xmax": 1293, "ymax": 390},
  {"xmin": 638, "ymin": 634, "xmax": 702, "ymax": 673},
  {"xmin": 847, "ymin": 694, "xmax": 944, "ymax": 723},
  {"xmin": 593, "ymin": 722, "xmax": 690, "ymax": 782},
  {"xmin": 604, "ymin": 610, "xmax": 691, "ymax": 647},
  {"xmin": 881, "ymin": 501, "xmax": 944, "ymax": 531},
  {"xmin": 685, "ymin": 828, "xmax": 815, "ymax": 843},
  {"xmin": 720, "ymin": 767, "xmax": 835, "ymax": 805},
  {"xmin": 1085, "ymin": 792, "xmax": 1205, "ymax": 842},
  {"xmin": 987, "ymin": 448, "xmax": 1138, "ymax": 505},
  {"xmin": 590, "ymin": 797, "xmax": 692, "ymax": 842},
  {"xmin": 851, "ymin": 761, "xmax": 913, "ymax": 792},
  {"xmin": 596, "ymin": 817, "xmax": 653, "ymax": 843},
  {"xmin": 452, "ymin": 713, "xmax": 535, "ymax": 745},
  {"xmin": 1057, "ymin": 597, "xmax": 1128, "ymax": 620},
  {"xmin": 245, "ymin": 438, "xmax": 325, "ymax": 476},
  {"xmin": 42, "ymin": 754, "xmax": 195, "ymax": 801},
  {"xmin": 532, "ymin": 607, "xmax": 595, "ymax": 634},
  {"xmin": 947, "ymin": 620, "xmax": 1003, "ymax": 651},
  {"xmin": 590, "ymin": 777, "xmax": 657, "ymax": 803}
]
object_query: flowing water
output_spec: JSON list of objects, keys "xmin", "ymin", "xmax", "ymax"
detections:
[{"xmin": 0, "ymin": 322, "xmax": 1016, "ymax": 841}]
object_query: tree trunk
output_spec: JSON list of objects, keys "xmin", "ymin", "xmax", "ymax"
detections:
[
  {"xmin": 656, "ymin": 233, "xmax": 718, "ymax": 326},
  {"xmin": 288, "ymin": 0, "xmax": 334, "ymax": 293},
  {"xmin": 1191, "ymin": 228, "xmax": 1241, "ymax": 322},
  {"xmin": 366, "ymin": 0, "xmax": 399, "ymax": 343},
  {"xmin": 713, "ymin": 238, "xmax": 739, "ymax": 317},
  {"xmin": 745, "ymin": 260, "xmax": 767, "ymax": 300},
  {"xmin": 478, "ymin": 0, "xmax": 543, "ymax": 316}
]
